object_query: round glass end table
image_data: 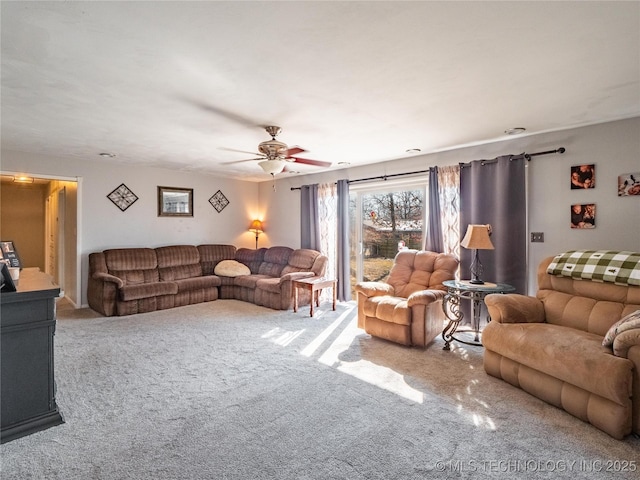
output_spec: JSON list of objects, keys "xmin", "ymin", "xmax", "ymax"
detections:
[{"xmin": 441, "ymin": 280, "xmax": 515, "ymax": 351}]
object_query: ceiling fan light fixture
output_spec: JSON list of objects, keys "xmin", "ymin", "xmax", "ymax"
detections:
[
  {"xmin": 258, "ymin": 139, "xmax": 288, "ymax": 158},
  {"xmin": 259, "ymin": 159, "xmax": 286, "ymax": 175}
]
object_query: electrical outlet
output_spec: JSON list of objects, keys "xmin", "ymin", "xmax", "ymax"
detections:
[{"xmin": 531, "ymin": 232, "xmax": 544, "ymax": 243}]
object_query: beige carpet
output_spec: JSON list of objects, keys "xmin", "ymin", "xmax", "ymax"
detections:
[{"xmin": 1, "ymin": 299, "xmax": 638, "ymax": 479}]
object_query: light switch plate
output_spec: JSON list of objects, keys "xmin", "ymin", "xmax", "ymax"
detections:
[{"xmin": 531, "ymin": 232, "xmax": 544, "ymax": 242}]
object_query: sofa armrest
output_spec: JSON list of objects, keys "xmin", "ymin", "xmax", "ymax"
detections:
[
  {"xmin": 279, "ymin": 271, "xmax": 315, "ymax": 284},
  {"xmin": 92, "ymin": 271, "xmax": 124, "ymax": 289},
  {"xmin": 612, "ymin": 329, "xmax": 640, "ymax": 358},
  {"xmin": 355, "ymin": 281, "xmax": 395, "ymax": 297},
  {"xmin": 407, "ymin": 289, "xmax": 445, "ymax": 307},
  {"xmin": 484, "ymin": 293, "xmax": 545, "ymax": 324}
]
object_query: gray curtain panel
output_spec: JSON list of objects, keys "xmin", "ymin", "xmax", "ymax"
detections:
[
  {"xmin": 300, "ymin": 184, "xmax": 320, "ymax": 251},
  {"xmin": 425, "ymin": 166, "xmax": 444, "ymax": 253},
  {"xmin": 336, "ymin": 179, "xmax": 350, "ymax": 301},
  {"xmin": 459, "ymin": 155, "xmax": 527, "ymax": 294}
]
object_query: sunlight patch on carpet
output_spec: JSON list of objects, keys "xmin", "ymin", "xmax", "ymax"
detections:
[
  {"xmin": 313, "ymin": 310, "xmax": 424, "ymax": 404},
  {"xmin": 262, "ymin": 327, "xmax": 306, "ymax": 346},
  {"xmin": 300, "ymin": 306, "xmax": 356, "ymax": 357}
]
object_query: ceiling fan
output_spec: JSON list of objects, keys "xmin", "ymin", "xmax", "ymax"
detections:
[{"xmin": 224, "ymin": 126, "xmax": 332, "ymax": 176}]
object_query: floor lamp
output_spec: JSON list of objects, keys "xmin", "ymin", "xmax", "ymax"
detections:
[{"xmin": 249, "ymin": 220, "xmax": 263, "ymax": 249}]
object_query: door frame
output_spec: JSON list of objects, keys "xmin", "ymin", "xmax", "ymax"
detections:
[{"xmin": 2, "ymin": 170, "xmax": 81, "ymax": 306}]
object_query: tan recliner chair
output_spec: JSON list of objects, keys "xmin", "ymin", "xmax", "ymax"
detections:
[{"xmin": 355, "ymin": 250, "xmax": 459, "ymax": 347}]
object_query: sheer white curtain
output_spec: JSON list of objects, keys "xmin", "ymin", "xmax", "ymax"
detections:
[
  {"xmin": 318, "ymin": 182, "xmax": 337, "ymax": 301},
  {"xmin": 438, "ymin": 165, "xmax": 460, "ymax": 260}
]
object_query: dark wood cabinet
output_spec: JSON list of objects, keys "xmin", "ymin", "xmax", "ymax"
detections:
[{"xmin": 1, "ymin": 269, "xmax": 64, "ymax": 443}]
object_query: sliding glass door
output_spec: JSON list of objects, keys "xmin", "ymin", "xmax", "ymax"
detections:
[{"xmin": 349, "ymin": 183, "xmax": 427, "ymax": 297}]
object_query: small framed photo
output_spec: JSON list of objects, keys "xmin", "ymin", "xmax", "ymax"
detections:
[
  {"xmin": 158, "ymin": 186, "xmax": 194, "ymax": 217},
  {"xmin": 570, "ymin": 164, "xmax": 595, "ymax": 189},
  {"xmin": 617, "ymin": 172, "xmax": 640, "ymax": 196},
  {"xmin": 0, "ymin": 241, "xmax": 21, "ymax": 268},
  {"xmin": 570, "ymin": 203, "xmax": 596, "ymax": 229},
  {"xmin": 0, "ymin": 262, "xmax": 17, "ymax": 292}
]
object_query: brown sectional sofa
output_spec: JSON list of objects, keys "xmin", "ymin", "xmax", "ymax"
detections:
[
  {"xmin": 88, "ymin": 244, "xmax": 327, "ymax": 316},
  {"xmin": 482, "ymin": 256, "xmax": 640, "ymax": 439}
]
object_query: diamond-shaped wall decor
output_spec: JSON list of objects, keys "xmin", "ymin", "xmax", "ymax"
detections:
[
  {"xmin": 107, "ymin": 183, "xmax": 139, "ymax": 212},
  {"xmin": 209, "ymin": 190, "xmax": 230, "ymax": 213}
]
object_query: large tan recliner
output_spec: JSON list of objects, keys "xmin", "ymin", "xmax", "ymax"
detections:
[
  {"xmin": 483, "ymin": 256, "xmax": 640, "ymax": 439},
  {"xmin": 355, "ymin": 250, "xmax": 459, "ymax": 347}
]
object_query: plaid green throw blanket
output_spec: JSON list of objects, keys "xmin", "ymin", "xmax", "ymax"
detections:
[{"xmin": 547, "ymin": 250, "xmax": 640, "ymax": 286}]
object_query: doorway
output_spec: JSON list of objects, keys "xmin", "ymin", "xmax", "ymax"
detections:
[
  {"xmin": 0, "ymin": 173, "xmax": 80, "ymax": 305},
  {"xmin": 349, "ymin": 182, "xmax": 427, "ymax": 297}
]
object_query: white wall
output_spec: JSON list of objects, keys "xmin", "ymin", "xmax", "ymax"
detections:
[
  {"xmin": 1, "ymin": 151, "xmax": 260, "ymax": 305},
  {"xmin": 260, "ymin": 117, "xmax": 640, "ymax": 293},
  {"xmin": 2, "ymin": 117, "xmax": 638, "ymax": 306}
]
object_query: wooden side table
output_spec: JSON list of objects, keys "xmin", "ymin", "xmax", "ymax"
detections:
[{"xmin": 292, "ymin": 277, "xmax": 337, "ymax": 317}]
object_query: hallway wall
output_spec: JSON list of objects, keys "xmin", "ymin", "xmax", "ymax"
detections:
[{"xmin": 0, "ymin": 182, "xmax": 47, "ymax": 270}]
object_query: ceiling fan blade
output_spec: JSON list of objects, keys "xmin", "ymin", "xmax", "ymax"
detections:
[
  {"xmin": 181, "ymin": 97, "xmax": 267, "ymax": 128},
  {"xmin": 221, "ymin": 157, "xmax": 265, "ymax": 165},
  {"xmin": 286, "ymin": 146, "xmax": 307, "ymax": 157},
  {"xmin": 290, "ymin": 157, "xmax": 332, "ymax": 168},
  {"xmin": 219, "ymin": 147, "xmax": 263, "ymax": 156}
]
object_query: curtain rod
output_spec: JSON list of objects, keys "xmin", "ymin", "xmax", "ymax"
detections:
[
  {"xmin": 524, "ymin": 147, "xmax": 565, "ymax": 160},
  {"xmin": 290, "ymin": 147, "xmax": 565, "ymax": 191},
  {"xmin": 290, "ymin": 168, "xmax": 432, "ymax": 190}
]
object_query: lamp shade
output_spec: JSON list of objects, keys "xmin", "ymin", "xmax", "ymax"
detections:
[
  {"xmin": 460, "ymin": 224, "xmax": 494, "ymax": 250},
  {"xmin": 249, "ymin": 219, "xmax": 263, "ymax": 233},
  {"xmin": 258, "ymin": 159, "xmax": 286, "ymax": 175}
]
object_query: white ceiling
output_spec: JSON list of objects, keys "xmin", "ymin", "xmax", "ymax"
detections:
[{"xmin": 2, "ymin": 1, "xmax": 639, "ymax": 182}]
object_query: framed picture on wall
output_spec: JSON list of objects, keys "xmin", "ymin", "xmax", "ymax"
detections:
[
  {"xmin": 158, "ymin": 186, "xmax": 194, "ymax": 217},
  {"xmin": 0, "ymin": 241, "xmax": 21, "ymax": 268},
  {"xmin": 570, "ymin": 164, "xmax": 595, "ymax": 189},
  {"xmin": 617, "ymin": 172, "xmax": 640, "ymax": 196},
  {"xmin": 570, "ymin": 204, "xmax": 596, "ymax": 229}
]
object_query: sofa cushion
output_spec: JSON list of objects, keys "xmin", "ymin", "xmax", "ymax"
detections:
[
  {"xmin": 156, "ymin": 245, "xmax": 200, "ymax": 267},
  {"xmin": 363, "ymin": 296, "xmax": 411, "ymax": 326},
  {"xmin": 234, "ymin": 274, "xmax": 271, "ymax": 289},
  {"xmin": 156, "ymin": 245, "xmax": 203, "ymax": 281},
  {"xmin": 235, "ymin": 248, "xmax": 267, "ymax": 274},
  {"xmin": 110, "ymin": 268, "xmax": 159, "ymax": 286},
  {"xmin": 198, "ymin": 244, "xmax": 237, "ymax": 275},
  {"xmin": 538, "ymin": 289, "xmax": 633, "ymax": 336},
  {"xmin": 255, "ymin": 277, "xmax": 282, "ymax": 294},
  {"xmin": 281, "ymin": 249, "xmax": 319, "ymax": 276},
  {"xmin": 386, "ymin": 250, "xmax": 456, "ymax": 299},
  {"xmin": 174, "ymin": 276, "xmax": 221, "ymax": 293},
  {"xmin": 482, "ymin": 321, "xmax": 633, "ymax": 406},
  {"xmin": 603, "ymin": 310, "xmax": 640, "ymax": 347},
  {"xmin": 214, "ymin": 260, "xmax": 251, "ymax": 277},
  {"xmin": 120, "ymin": 282, "xmax": 178, "ymax": 301},
  {"xmin": 258, "ymin": 246, "xmax": 292, "ymax": 277},
  {"xmin": 105, "ymin": 248, "xmax": 157, "ymax": 271},
  {"xmin": 105, "ymin": 248, "xmax": 159, "ymax": 285}
]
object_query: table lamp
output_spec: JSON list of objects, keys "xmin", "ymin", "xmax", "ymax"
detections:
[{"xmin": 460, "ymin": 224, "xmax": 494, "ymax": 284}]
